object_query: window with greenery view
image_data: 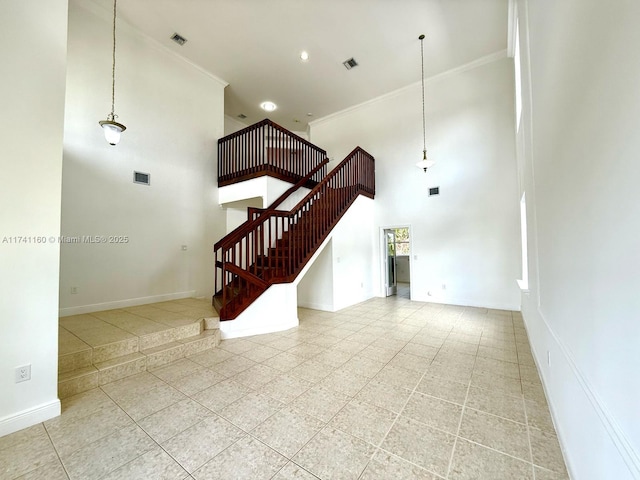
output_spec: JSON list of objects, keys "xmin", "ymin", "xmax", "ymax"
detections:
[{"xmin": 395, "ymin": 227, "xmax": 410, "ymax": 255}]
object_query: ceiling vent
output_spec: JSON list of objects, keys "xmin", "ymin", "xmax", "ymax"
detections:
[
  {"xmin": 133, "ymin": 171, "xmax": 151, "ymax": 186},
  {"xmin": 237, "ymin": 113, "xmax": 247, "ymax": 119},
  {"xmin": 429, "ymin": 186, "xmax": 440, "ymax": 196},
  {"xmin": 343, "ymin": 57, "xmax": 358, "ymax": 70},
  {"xmin": 170, "ymin": 33, "xmax": 187, "ymax": 46}
]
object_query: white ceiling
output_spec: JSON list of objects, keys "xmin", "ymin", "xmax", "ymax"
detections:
[{"xmin": 96, "ymin": 0, "xmax": 508, "ymax": 131}]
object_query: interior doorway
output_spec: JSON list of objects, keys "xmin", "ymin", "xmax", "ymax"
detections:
[
  {"xmin": 383, "ymin": 229, "xmax": 397, "ymax": 296},
  {"xmin": 382, "ymin": 227, "xmax": 411, "ymax": 298}
]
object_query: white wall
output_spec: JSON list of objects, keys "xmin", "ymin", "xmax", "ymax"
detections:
[
  {"xmin": 297, "ymin": 196, "xmax": 376, "ymax": 311},
  {"xmin": 310, "ymin": 56, "xmax": 520, "ymax": 310},
  {"xmin": 224, "ymin": 115, "xmax": 248, "ymax": 136},
  {"xmin": 298, "ymin": 243, "xmax": 335, "ymax": 310},
  {"xmin": 331, "ymin": 197, "xmax": 376, "ymax": 310},
  {"xmin": 219, "ymin": 176, "xmax": 311, "ymax": 233},
  {"xmin": 0, "ymin": 0, "xmax": 67, "ymax": 435},
  {"xmin": 60, "ymin": 0, "xmax": 227, "ymax": 315},
  {"xmin": 515, "ymin": 1, "xmax": 640, "ymax": 478}
]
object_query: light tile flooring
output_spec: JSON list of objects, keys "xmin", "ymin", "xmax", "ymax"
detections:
[{"xmin": 1, "ymin": 296, "xmax": 569, "ymax": 480}]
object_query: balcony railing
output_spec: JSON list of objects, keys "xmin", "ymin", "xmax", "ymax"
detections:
[{"xmin": 218, "ymin": 119, "xmax": 327, "ymax": 188}]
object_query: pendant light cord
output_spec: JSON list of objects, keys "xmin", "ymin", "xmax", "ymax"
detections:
[
  {"xmin": 420, "ymin": 35, "xmax": 426, "ymax": 154},
  {"xmin": 110, "ymin": 0, "xmax": 117, "ymax": 119}
]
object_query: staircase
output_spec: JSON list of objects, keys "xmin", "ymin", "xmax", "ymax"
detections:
[
  {"xmin": 213, "ymin": 144, "xmax": 375, "ymax": 321},
  {"xmin": 58, "ymin": 299, "xmax": 220, "ymax": 398}
]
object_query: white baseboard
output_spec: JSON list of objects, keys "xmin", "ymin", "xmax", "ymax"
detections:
[
  {"xmin": 409, "ymin": 294, "xmax": 520, "ymax": 312},
  {"xmin": 298, "ymin": 301, "xmax": 335, "ymax": 312},
  {"xmin": 59, "ymin": 290, "xmax": 197, "ymax": 317},
  {"xmin": 0, "ymin": 399, "xmax": 61, "ymax": 437}
]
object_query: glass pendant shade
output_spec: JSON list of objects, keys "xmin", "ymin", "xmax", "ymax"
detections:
[
  {"xmin": 99, "ymin": 120, "xmax": 126, "ymax": 146},
  {"xmin": 416, "ymin": 149, "xmax": 435, "ymax": 172}
]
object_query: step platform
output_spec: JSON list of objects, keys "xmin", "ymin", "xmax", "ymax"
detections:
[{"xmin": 58, "ymin": 298, "xmax": 220, "ymax": 398}]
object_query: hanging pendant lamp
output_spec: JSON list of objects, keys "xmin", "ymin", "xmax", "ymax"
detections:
[
  {"xmin": 99, "ymin": 0, "xmax": 126, "ymax": 145},
  {"xmin": 415, "ymin": 34, "xmax": 435, "ymax": 172}
]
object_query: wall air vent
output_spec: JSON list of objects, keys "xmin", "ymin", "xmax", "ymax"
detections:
[
  {"xmin": 170, "ymin": 33, "xmax": 187, "ymax": 46},
  {"xmin": 343, "ymin": 57, "xmax": 358, "ymax": 70},
  {"xmin": 133, "ymin": 171, "xmax": 151, "ymax": 186},
  {"xmin": 429, "ymin": 186, "xmax": 440, "ymax": 196}
]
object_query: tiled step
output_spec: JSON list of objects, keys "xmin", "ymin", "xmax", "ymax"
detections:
[
  {"xmin": 58, "ymin": 328, "xmax": 92, "ymax": 374},
  {"xmin": 179, "ymin": 329, "xmax": 220, "ymax": 357},
  {"xmin": 58, "ymin": 298, "xmax": 221, "ymax": 399},
  {"xmin": 142, "ymin": 341, "xmax": 186, "ymax": 369},
  {"xmin": 58, "ymin": 365, "xmax": 99, "ymax": 400},
  {"xmin": 59, "ymin": 347, "xmax": 92, "ymax": 375},
  {"xmin": 58, "ymin": 326, "xmax": 221, "ymax": 398},
  {"xmin": 92, "ymin": 337, "xmax": 139, "ymax": 363},
  {"xmin": 95, "ymin": 352, "xmax": 146, "ymax": 385}
]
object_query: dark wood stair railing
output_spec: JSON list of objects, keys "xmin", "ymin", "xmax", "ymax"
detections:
[
  {"xmin": 218, "ymin": 119, "xmax": 327, "ymax": 188},
  {"xmin": 213, "ymin": 147, "xmax": 375, "ymax": 320}
]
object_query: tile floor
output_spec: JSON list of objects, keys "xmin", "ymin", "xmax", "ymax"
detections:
[{"xmin": 1, "ymin": 296, "xmax": 569, "ymax": 480}]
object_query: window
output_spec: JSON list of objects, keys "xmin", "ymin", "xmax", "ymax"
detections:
[
  {"xmin": 518, "ymin": 193, "xmax": 529, "ymax": 291},
  {"xmin": 394, "ymin": 227, "xmax": 410, "ymax": 255},
  {"xmin": 514, "ymin": 20, "xmax": 523, "ymax": 132}
]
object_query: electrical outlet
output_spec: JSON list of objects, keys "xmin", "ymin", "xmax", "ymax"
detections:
[
  {"xmin": 15, "ymin": 364, "xmax": 31, "ymax": 383},
  {"xmin": 442, "ymin": 283, "xmax": 446, "ymax": 290},
  {"xmin": 70, "ymin": 286, "xmax": 78, "ymax": 294}
]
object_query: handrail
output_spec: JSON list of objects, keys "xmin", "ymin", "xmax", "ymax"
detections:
[
  {"xmin": 225, "ymin": 263, "xmax": 269, "ymax": 289},
  {"xmin": 261, "ymin": 158, "xmax": 330, "ymax": 213},
  {"xmin": 214, "ymin": 158, "xmax": 329, "ymax": 251},
  {"xmin": 214, "ymin": 146, "xmax": 375, "ymax": 320},
  {"xmin": 218, "ymin": 118, "xmax": 327, "ymax": 187}
]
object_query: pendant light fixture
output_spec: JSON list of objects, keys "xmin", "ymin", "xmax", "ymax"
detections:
[
  {"xmin": 99, "ymin": 0, "xmax": 126, "ymax": 145},
  {"xmin": 416, "ymin": 34, "xmax": 435, "ymax": 172}
]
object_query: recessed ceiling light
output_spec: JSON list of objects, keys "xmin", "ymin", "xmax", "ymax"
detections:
[
  {"xmin": 300, "ymin": 51, "xmax": 309, "ymax": 62},
  {"xmin": 260, "ymin": 101, "xmax": 277, "ymax": 112}
]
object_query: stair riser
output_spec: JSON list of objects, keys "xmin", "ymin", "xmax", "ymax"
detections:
[
  {"xmin": 145, "ymin": 344, "xmax": 185, "ymax": 369},
  {"xmin": 98, "ymin": 357, "xmax": 146, "ymax": 386},
  {"xmin": 180, "ymin": 334, "xmax": 220, "ymax": 357},
  {"xmin": 58, "ymin": 371, "xmax": 99, "ymax": 399},
  {"xmin": 92, "ymin": 337, "xmax": 139, "ymax": 363},
  {"xmin": 59, "ymin": 349, "xmax": 92, "ymax": 375},
  {"xmin": 174, "ymin": 322, "xmax": 203, "ymax": 340},
  {"xmin": 139, "ymin": 329, "xmax": 177, "ymax": 351}
]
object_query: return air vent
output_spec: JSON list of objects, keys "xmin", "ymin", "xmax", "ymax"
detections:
[
  {"xmin": 133, "ymin": 171, "xmax": 150, "ymax": 186},
  {"xmin": 343, "ymin": 57, "xmax": 358, "ymax": 70},
  {"xmin": 170, "ymin": 33, "xmax": 187, "ymax": 46},
  {"xmin": 429, "ymin": 186, "xmax": 439, "ymax": 196}
]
